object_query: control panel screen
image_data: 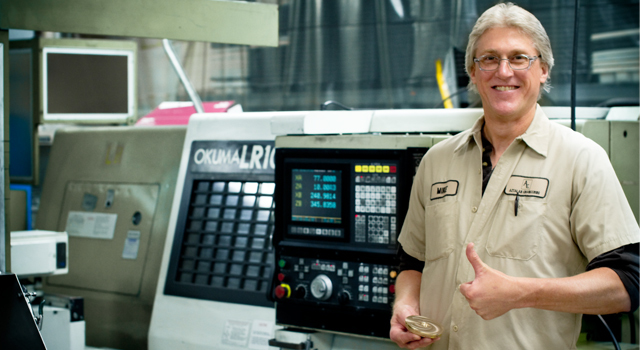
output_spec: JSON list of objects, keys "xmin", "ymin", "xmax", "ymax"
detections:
[{"xmin": 291, "ymin": 169, "xmax": 342, "ymax": 224}]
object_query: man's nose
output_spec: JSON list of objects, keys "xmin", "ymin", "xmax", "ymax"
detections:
[{"xmin": 495, "ymin": 59, "xmax": 514, "ymax": 78}]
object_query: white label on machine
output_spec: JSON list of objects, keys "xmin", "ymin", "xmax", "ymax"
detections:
[
  {"xmin": 248, "ymin": 320, "xmax": 274, "ymax": 350},
  {"xmin": 65, "ymin": 211, "xmax": 117, "ymax": 239},
  {"xmin": 222, "ymin": 319, "xmax": 251, "ymax": 347},
  {"xmin": 122, "ymin": 230, "xmax": 141, "ymax": 259}
]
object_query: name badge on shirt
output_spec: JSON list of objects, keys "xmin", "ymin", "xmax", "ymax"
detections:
[
  {"xmin": 504, "ymin": 175, "xmax": 549, "ymax": 198},
  {"xmin": 431, "ymin": 180, "xmax": 459, "ymax": 200}
]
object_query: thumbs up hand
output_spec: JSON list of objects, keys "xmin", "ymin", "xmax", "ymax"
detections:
[{"xmin": 459, "ymin": 243, "xmax": 523, "ymax": 320}]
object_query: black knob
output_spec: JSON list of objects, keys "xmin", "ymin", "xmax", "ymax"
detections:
[
  {"xmin": 338, "ymin": 290, "xmax": 351, "ymax": 305},
  {"xmin": 295, "ymin": 285, "xmax": 307, "ymax": 299}
]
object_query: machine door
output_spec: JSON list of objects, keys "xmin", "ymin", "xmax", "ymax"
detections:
[{"xmin": 47, "ymin": 182, "xmax": 159, "ymax": 295}]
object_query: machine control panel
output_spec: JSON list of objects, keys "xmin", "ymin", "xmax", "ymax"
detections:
[
  {"xmin": 272, "ymin": 146, "xmax": 420, "ymax": 338},
  {"xmin": 275, "ymin": 256, "xmax": 397, "ymax": 309}
]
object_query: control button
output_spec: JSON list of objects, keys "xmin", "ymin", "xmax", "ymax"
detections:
[
  {"xmin": 277, "ymin": 273, "xmax": 286, "ymax": 282},
  {"xmin": 389, "ymin": 284, "xmax": 396, "ymax": 294},
  {"xmin": 389, "ymin": 270, "xmax": 398, "ymax": 279},
  {"xmin": 278, "ymin": 259, "xmax": 287, "ymax": 268},
  {"xmin": 275, "ymin": 284, "xmax": 291, "ymax": 299}
]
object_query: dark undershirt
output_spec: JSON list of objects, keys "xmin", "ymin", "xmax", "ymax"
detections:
[{"xmin": 397, "ymin": 131, "xmax": 639, "ymax": 312}]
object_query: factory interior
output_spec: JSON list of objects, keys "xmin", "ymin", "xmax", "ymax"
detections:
[{"xmin": 0, "ymin": 0, "xmax": 639, "ymax": 349}]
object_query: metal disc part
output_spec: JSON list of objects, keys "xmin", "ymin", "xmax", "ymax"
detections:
[{"xmin": 405, "ymin": 315, "xmax": 444, "ymax": 339}]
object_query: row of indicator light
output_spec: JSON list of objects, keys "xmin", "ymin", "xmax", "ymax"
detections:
[{"xmin": 355, "ymin": 165, "xmax": 397, "ymax": 173}]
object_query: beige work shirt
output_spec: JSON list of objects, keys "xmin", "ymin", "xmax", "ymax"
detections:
[{"xmin": 398, "ymin": 106, "xmax": 639, "ymax": 349}]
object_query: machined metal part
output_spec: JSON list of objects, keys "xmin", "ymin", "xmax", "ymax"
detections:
[{"xmin": 405, "ymin": 315, "xmax": 443, "ymax": 339}]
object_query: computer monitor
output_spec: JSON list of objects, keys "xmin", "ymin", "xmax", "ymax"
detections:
[{"xmin": 40, "ymin": 38, "xmax": 137, "ymax": 124}]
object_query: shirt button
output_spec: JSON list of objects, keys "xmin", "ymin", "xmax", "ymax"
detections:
[
  {"xmin": 471, "ymin": 206, "xmax": 478, "ymax": 213},
  {"xmin": 453, "ymin": 325, "xmax": 459, "ymax": 332}
]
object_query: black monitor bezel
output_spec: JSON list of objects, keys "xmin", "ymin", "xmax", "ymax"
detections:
[{"xmin": 275, "ymin": 147, "xmax": 410, "ymax": 250}]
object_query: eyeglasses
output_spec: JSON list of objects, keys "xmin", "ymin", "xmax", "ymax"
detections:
[{"xmin": 473, "ymin": 54, "xmax": 540, "ymax": 71}]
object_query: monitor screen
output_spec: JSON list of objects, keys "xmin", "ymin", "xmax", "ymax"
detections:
[
  {"xmin": 42, "ymin": 40, "xmax": 136, "ymax": 124},
  {"xmin": 291, "ymin": 168, "xmax": 342, "ymax": 224}
]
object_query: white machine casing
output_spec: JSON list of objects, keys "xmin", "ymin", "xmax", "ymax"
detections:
[
  {"xmin": 11, "ymin": 230, "xmax": 69, "ymax": 277},
  {"xmin": 39, "ymin": 305, "xmax": 85, "ymax": 350},
  {"xmin": 149, "ymin": 106, "xmax": 638, "ymax": 350}
]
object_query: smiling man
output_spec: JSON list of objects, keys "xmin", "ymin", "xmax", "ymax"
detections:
[{"xmin": 389, "ymin": 3, "xmax": 639, "ymax": 350}]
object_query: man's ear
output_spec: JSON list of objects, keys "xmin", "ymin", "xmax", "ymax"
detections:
[
  {"xmin": 470, "ymin": 65, "xmax": 477, "ymax": 85},
  {"xmin": 539, "ymin": 63, "xmax": 549, "ymax": 84}
]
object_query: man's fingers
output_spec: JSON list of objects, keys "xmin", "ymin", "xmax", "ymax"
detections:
[{"xmin": 466, "ymin": 242, "xmax": 485, "ymax": 275}]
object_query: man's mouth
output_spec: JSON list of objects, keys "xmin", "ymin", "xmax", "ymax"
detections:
[{"xmin": 493, "ymin": 86, "xmax": 519, "ymax": 91}]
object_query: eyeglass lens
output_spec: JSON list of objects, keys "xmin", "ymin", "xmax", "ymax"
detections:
[{"xmin": 477, "ymin": 55, "xmax": 533, "ymax": 70}]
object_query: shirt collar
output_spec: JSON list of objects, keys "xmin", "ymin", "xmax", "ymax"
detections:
[{"xmin": 453, "ymin": 104, "xmax": 549, "ymax": 158}]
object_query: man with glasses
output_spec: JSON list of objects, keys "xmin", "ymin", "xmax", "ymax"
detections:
[{"xmin": 390, "ymin": 3, "xmax": 639, "ymax": 349}]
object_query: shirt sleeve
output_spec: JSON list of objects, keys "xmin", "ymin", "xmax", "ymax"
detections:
[
  {"xmin": 586, "ymin": 243, "xmax": 639, "ymax": 312},
  {"xmin": 397, "ymin": 153, "xmax": 429, "ymax": 261},
  {"xmin": 397, "ymin": 244, "xmax": 425, "ymax": 272}
]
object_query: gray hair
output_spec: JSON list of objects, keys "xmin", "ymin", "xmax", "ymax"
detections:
[{"xmin": 465, "ymin": 2, "xmax": 554, "ymax": 95}]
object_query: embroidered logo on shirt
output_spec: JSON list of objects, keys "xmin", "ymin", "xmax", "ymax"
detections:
[
  {"xmin": 430, "ymin": 180, "xmax": 459, "ymax": 200},
  {"xmin": 504, "ymin": 175, "xmax": 549, "ymax": 198}
]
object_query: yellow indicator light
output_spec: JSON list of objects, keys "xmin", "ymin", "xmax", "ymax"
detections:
[
  {"xmin": 376, "ymin": 165, "xmax": 382, "ymax": 173},
  {"xmin": 362, "ymin": 165, "xmax": 369, "ymax": 172},
  {"xmin": 355, "ymin": 165, "xmax": 362, "ymax": 172},
  {"xmin": 383, "ymin": 166, "xmax": 389, "ymax": 173}
]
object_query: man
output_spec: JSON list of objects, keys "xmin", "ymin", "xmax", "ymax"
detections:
[{"xmin": 389, "ymin": 3, "xmax": 639, "ymax": 349}]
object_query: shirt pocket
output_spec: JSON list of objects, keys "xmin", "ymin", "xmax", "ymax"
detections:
[
  {"xmin": 486, "ymin": 198, "xmax": 546, "ymax": 260},
  {"xmin": 424, "ymin": 200, "xmax": 459, "ymax": 261}
]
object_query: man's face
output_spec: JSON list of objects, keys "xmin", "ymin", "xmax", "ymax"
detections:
[{"xmin": 470, "ymin": 27, "xmax": 549, "ymax": 120}]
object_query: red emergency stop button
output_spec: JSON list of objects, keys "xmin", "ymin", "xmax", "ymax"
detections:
[{"xmin": 275, "ymin": 284, "xmax": 291, "ymax": 299}]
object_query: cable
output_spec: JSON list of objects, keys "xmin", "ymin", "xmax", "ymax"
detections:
[
  {"xmin": 570, "ymin": 0, "xmax": 580, "ymax": 131},
  {"xmin": 597, "ymin": 314, "xmax": 621, "ymax": 350},
  {"xmin": 320, "ymin": 100, "xmax": 354, "ymax": 111},
  {"xmin": 434, "ymin": 87, "xmax": 470, "ymax": 108}
]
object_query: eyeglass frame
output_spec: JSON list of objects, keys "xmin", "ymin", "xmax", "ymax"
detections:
[{"xmin": 473, "ymin": 54, "xmax": 541, "ymax": 71}]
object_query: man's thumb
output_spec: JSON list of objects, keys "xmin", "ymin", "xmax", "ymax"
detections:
[{"xmin": 466, "ymin": 242, "xmax": 485, "ymax": 275}]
